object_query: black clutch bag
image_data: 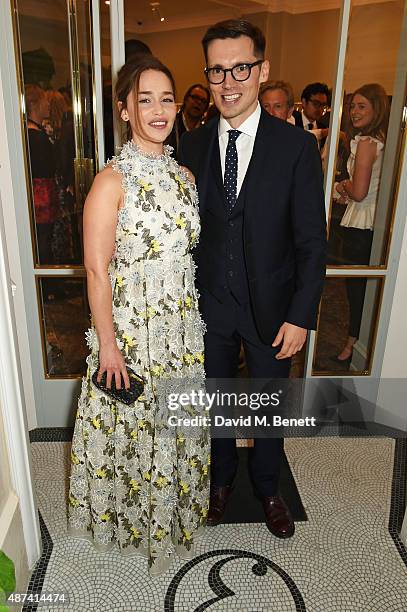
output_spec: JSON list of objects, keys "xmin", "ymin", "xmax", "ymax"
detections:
[{"xmin": 91, "ymin": 366, "xmax": 145, "ymax": 405}]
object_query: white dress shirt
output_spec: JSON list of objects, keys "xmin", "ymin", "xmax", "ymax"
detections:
[
  {"xmin": 301, "ymin": 109, "xmax": 323, "ymax": 143},
  {"xmin": 218, "ymin": 103, "xmax": 261, "ymax": 196},
  {"xmin": 301, "ymin": 110, "xmax": 316, "ymax": 130}
]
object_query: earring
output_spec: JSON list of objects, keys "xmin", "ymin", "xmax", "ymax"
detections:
[{"xmin": 122, "ymin": 112, "xmax": 129, "ymax": 122}]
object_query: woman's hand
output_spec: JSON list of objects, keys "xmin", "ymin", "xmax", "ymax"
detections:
[{"xmin": 97, "ymin": 342, "xmax": 130, "ymax": 389}]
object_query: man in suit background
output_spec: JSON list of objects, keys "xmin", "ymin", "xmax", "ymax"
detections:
[
  {"xmin": 167, "ymin": 83, "xmax": 210, "ymax": 155},
  {"xmin": 292, "ymin": 82, "xmax": 330, "ymax": 147},
  {"xmin": 178, "ymin": 20, "xmax": 326, "ymax": 539}
]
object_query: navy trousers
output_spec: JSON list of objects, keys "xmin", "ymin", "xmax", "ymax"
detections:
[{"xmin": 200, "ymin": 289, "xmax": 291, "ymax": 497}]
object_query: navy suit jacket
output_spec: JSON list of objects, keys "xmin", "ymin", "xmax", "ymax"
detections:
[{"xmin": 178, "ymin": 109, "xmax": 327, "ymax": 344}]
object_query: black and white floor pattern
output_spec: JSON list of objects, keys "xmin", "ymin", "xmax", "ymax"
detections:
[{"xmin": 24, "ymin": 434, "xmax": 407, "ymax": 612}]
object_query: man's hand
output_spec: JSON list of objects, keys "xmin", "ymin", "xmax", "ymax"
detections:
[{"xmin": 272, "ymin": 322, "xmax": 307, "ymax": 359}]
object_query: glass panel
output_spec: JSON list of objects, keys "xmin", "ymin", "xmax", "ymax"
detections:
[
  {"xmin": 327, "ymin": 0, "xmax": 406, "ymax": 267},
  {"xmin": 312, "ymin": 277, "xmax": 384, "ymax": 375},
  {"xmin": 15, "ymin": 0, "xmax": 96, "ymax": 266},
  {"xmin": 100, "ymin": 0, "xmax": 114, "ymax": 162},
  {"xmin": 37, "ymin": 276, "xmax": 89, "ymax": 377}
]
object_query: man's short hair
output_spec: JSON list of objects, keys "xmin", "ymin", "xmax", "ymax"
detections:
[
  {"xmin": 202, "ymin": 19, "xmax": 265, "ymax": 62},
  {"xmin": 301, "ymin": 82, "xmax": 329, "ymax": 102},
  {"xmin": 259, "ymin": 80, "xmax": 294, "ymax": 108}
]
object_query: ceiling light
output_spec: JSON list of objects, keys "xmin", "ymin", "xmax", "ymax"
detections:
[{"xmin": 150, "ymin": 2, "xmax": 165, "ymax": 23}]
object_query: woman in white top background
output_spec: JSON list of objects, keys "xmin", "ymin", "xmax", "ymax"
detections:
[{"xmin": 334, "ymin": 83, "xmax": 389, "ymax": 365}]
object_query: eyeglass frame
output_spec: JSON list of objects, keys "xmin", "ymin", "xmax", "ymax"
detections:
[
  {"xmin": 188, "ymin": 93, "xmax": 209, "ymax": 106},
  {"xmin": 307, "ymin": 97, "xmax": 329, "ymax": 110},
  {"xmin": 204, "ymin": 59, "xmax": 264, "ymax": 85}
]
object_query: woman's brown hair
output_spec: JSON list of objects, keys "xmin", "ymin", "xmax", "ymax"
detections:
[
  {"xmin": 348, "ymin": 83, "xmax": 390, "ymax": 142},
  {"xmin": 115, "ymin": 55, "xmax": 176, "ymax": 142},
  {"xmin": 24, "ymin": 84, "xmax": 46, "ymax": 116}
]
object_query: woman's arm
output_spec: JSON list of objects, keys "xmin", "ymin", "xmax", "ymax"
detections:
[
  {"xmin": 83, "ymin": 166, "xmax": 129, "ymax": 389},
  {"xmin": 337, "ymin": 138, "xmax": 377, "ymax": 202}
]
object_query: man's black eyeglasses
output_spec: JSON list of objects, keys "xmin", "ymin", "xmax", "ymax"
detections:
[{"xmin": 204, "ymin": 60, "xmax": 263, "ymax": 85}]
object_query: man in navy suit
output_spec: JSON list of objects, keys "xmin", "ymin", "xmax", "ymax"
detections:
[{"xmin": 179, "ymin": 20, "xmax": 326, "ymax": 539}]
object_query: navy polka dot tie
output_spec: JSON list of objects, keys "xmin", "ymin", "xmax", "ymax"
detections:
[{"xmin": 224, "ymin": 129, "xmax": 241, "ymax": 210}]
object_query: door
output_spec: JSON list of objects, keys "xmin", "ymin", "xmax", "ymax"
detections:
[
  {"xmin": 10, "ymin": 0, "xmax": 104, "ymax": 426},
  {"xmin": 8, "ymin": 0, "xmax": 407, "ymax": 427}
]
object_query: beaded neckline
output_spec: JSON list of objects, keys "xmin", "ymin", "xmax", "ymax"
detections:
[{"xmin": 127, "ymin": 140, "xmax": 173, "ymax": 160}]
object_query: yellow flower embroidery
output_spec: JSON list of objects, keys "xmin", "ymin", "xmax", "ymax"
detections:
[
  {"xmin": 195, "ymin": 352, "xmax": 204, "ymax": 364},
  {"xmin": 100, "ymin": 513, "xmax": 110, "ymax": 522},
  {"xmin": 92, "ymin": 417, "xmax": 101, "ymax": 429},
  {"xmin": 116, "ymin": 275, "xmax": 124, "ymax": 287},
  {"xmin": 130, "ymin": 526, "xmax": 141, "ymax": 539},
  {"xmin": 175, "ymin": 216, "xmax": 186, "ymax": 229},
  {"xmin": 143, "ymin": 471, "xmax": 151, "ymax": 481},
  {"xmin": 182, "ymin": 528, "xmax": 191, "ymax": 541},
  {"xmin": 185, "ymin": 295, "xmax": 192, "ymax": 308},
  {"xmin": 95, "ymin": 468, "xmax": 106, "ymax": 478},
  {"xmin": 155, "ymin": 528, "xmax": 166, "ymax": 540},
  {"xmin": 69, "ymin": 495, "xmax": 80, "ymax": 507},
  {"xmin": 130, "ymin": 479, "xmax": 141, "ymax": 491},
  {"xmin": 189, "ymin": 458, "xmax": 197, "ymax": 468},
  {"xmin": 146, "ymin": 306, "xmax": 157, "ymax": 318},
  {"xmin": 71, "ymin": 451, "xmax": 80, "ymax": 465},
  {"xmin": 149, "ymin": 240, "xmax": 160, "ymax": 253},
  {"xmin": 179, "ymin": 481, "xmax": 190, "ymax": 495},
  {"xmin": 130, "ymin": 429, "xmax": 138, "ymax": 439},
  {"xmin": 155, "ymin": 476, "xmax": 168, "ymax": 488},
  {"xmin": 138, "ymin": 179, "xmax": 153, "ymax": 192},
  {"xmin": 175, "ymin": 175, "xmax": 186, "ymax": 190},
  {"xmin": 151, "ymin": 364, "xmax": 165, "ymax": 377},
  {"xmin": 122, "ymin": 334, "xmax": 135, "ymax": 348}
]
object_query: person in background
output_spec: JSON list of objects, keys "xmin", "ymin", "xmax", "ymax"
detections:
[
  {"xmin": 259, "ymin": 80, "xmax": 294, "ymax": 122},
  {"xmin": 292, "ymin": 82, "xmax": 329, "ymax": 147},
  {"xmin": 333, "ymin": 83, "xmax": 389, "ymax": 366},
  {"xmin": 125, "ymin": 38, "xmax": 152, "ymax": 61},
  {"xmin": 167, "ymin": 83, "xmax": 210, "ymax": 155},
  {"xmin": 25, "ymin": 84, "xmax": 59, "ymax": 265}
]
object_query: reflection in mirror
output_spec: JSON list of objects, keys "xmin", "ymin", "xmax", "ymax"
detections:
[
  {"xmin": 327, "ymin": 0, "xmax": 406, "ymax": 267},
  {"xmin": 15, "ymin": 0, "xmax": 96, "ymax": 266},
  {"xmin": 37, "ymin": 277, "xmax": 90, "ymax": 377},
  {"xmin": 312, "ymin": 277, "xmax": 383, "ymax": 375}
]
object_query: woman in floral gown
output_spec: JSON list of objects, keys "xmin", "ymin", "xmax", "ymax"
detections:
[{"xmin": 68, "ymin": 56, "xmax": 210, "ymax": 576}]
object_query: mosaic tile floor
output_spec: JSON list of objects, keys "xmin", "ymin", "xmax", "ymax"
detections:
[{"xmin": 25, "ymin": 437, "xmax": 407, "ymax": 612}]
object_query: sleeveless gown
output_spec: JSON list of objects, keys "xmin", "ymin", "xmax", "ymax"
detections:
[{"xmin": 68, "ymin": 141, "xmax": 210, "ymax": 576}]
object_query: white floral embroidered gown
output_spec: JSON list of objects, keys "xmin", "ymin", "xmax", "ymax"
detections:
[{"xmin": 68, "ymin": 141, "xmax": 210, "ymax": 576}]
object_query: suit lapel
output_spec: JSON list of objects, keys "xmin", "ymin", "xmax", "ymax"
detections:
[
  {"xmin": 245, "ymin": 110, "xmax": 274, "ymax": 208},
  {"xmin": 196, "ymin": 119, "xmax": 218, "ymax": 212}
]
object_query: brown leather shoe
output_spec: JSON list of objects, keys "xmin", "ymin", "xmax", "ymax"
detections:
[
  {"xmin": 262, "ymin": 496, "xmax": 295, "ymax": 539},
  {"xmin": 206, "ymin": 485, "xmax": 233, "ymax": 526}
]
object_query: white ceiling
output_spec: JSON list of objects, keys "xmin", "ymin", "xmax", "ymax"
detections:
[
  {"xmin": 119, "ymin": 0, "xmax": 397, "ymax": 34},
  {"xmin": 18, "ymin": 0, "xmax": 397, "ymax": 33}
]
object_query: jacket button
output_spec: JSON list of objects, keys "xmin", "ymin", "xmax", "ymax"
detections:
[
  {"xmin": 228, "ymin": 270, "xmax": 234, "ymax": 277},
  {"xmin": 229, "ymin": 221, "xmax": 234, "ymax": 227}
]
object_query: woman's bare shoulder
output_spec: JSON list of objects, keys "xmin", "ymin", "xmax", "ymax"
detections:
[{"xmin": 91, "ymin": 164, "xmax": 123, "ymax": 193}]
